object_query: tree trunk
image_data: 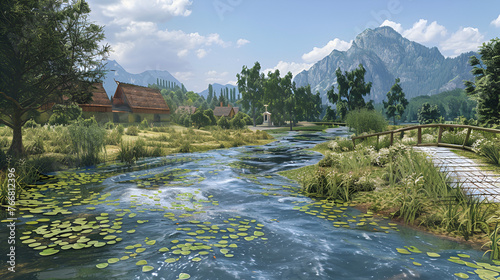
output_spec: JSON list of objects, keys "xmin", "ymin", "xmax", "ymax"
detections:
[
  {"xmin": 289, "ymin": 116, "xmax": 293, "ymax": 131},
  {"xmin": 252, "ymin": 107, "xmax": 256, "ymax": 127},
  {"xmin": 8, "ymin": 111, "xmax": 25, "ymax": 157}
]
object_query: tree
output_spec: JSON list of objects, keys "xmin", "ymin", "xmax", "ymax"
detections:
[
  {"xmin": 417, "ymin": 102, "xmax": 441, "ymax": 124},
  {"xmin": 0, "ymin": 0, "xmax": 110, "ymax": 156},
  {"xmin": 464, "ymin": 38, "xmax": 500, "ymax": 126},
  {"xmin": 237, "ymin": 62, "xmax": 264, "ymax": 126},
  {"xmin": 207, "ymin": 84, "xmax": 214, "ymax": 104},
  {"xmin": 383, "ymin": 78, "xmax": 408, "ymax": 125},
  {"xmin": 191, "ymin": 110, "xmax": 210, "ymax": 129},
  {"xmin": 327, "ymin": 64, "xmax": 373, "ymax": 120}
]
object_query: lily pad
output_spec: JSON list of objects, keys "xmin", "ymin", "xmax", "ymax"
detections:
[
  {"xmin": 96, "ymin": 263, "xmax": 109, "ymax": 269},
  {"xmin": 39, "ymin": 248, "xmax": 59, "ymax": 256},
  {"xmin": 165, "ymin": 258, "xmax": 177, "ymax": 263},
  {"xmin": 142, "ymin": 266, "xmax": 154, "ymax": 272},
  {"xmin": 396, "ymin": 248, "xmax": 411, "ymax": 255},
  {"xmin": 427, "ymin": 252, "xmax": 440, "ymax": 258},
  {"xmin": 136, "ymin": 260, "xmax": 147, "ymax": 265},
  {"xmin": 178, "ymin": 273, "xmax": 190, "ymax": 279},
  {"xmin": 108, "ymin": 258, "xmax": 119, "ymax": 264},
  {"xmin": 454, "ymin": 273, "xmax": 469, "ymax": 279}
]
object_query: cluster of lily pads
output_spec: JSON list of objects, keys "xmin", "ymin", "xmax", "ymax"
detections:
[
  {"xmin": 125, "ymin": 168, "xmax": 204, "ymax": 189},
  {"xmin": 396, "ymin": 246, "xmax": 500, "ymax": 279}
]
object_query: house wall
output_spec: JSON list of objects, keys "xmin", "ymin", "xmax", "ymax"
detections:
[
  {"xmin": 82, "ymin": 112, "xmax": 113, "ymax": 123},
  {"xmin": 113, "ymin": 112, "xmax": 170, "ymax": 123}
]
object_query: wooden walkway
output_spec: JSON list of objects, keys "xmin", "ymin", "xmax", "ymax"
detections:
[{"xmin": 414, "ymin": 146, "xmax": 500, "ymax": 203}]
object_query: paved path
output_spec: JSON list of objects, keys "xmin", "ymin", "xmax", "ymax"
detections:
[{"xmin": 413, "ymin": 146, "xmax": 500, "ymax": 203}]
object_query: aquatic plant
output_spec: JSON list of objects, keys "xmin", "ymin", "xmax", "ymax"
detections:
[{"xmin": 68, "ymin": 119, "xmax": 107, "ymax": 166}]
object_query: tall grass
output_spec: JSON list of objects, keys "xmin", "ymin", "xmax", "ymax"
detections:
[{"xmin": 68, "ymin": 119, "xmax": 107, "ymax": 166}]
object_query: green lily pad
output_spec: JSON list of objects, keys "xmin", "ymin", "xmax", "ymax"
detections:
[
  {"xmin": 142, "ymin": 265, "xmax": 154, "ymax": 272},
  {"xmin": 165, "ymin": 258, "xmax": 177, "ymax": 263},
  {"xmin": 136, "ymin": 248, "xmax": 146, "ymax": 253},
  {"xmin": 413, "ymin": 262, "xmax": 422, "ymax": 266},
  {"xmin": 136, "ymin": 260, "xmax": 147, "ymax": 265},
  {"xmin": 458, "ymin": 254, "xmax": 470, "ymax": 258},
  {"xmin": 108, "ymin": 258, "xmax": 119, "ymax": 264},
  {"xmin": 159, "ymin": 247, "xmax": 169, "ymax": 252},
  {"xmin": 427, "ymin": 252, "xmax": 440, "ymax": 258},
  {"xmin": 127, "ymin": 229, "xmax": 136, "ymax": 234},
  {"xmin": 454, "ymin": 273, "xmax": 469, "ymax": 279},
  {"xmin": 178, "ymin": 273, "xmax": 190, "ymax": 279},
  {"xmin": 39, "ymin": 248, "xmax": 59, "ymax": 256},
  {"xmin": 474, "ymin": 269, "xmax": 499, "ymax": 277},
  {"xmin": 191, "ymin": 257, "xmax": 202, "ymax": 262},
  {"xmin": 396, "ymin": 248, "xmax": 411, "ymax": 255},
  {"xmin": 146, "ymin": 240, "xmax": 156, "ymax": 245},
  {"xmin": 96, "ymin": 263, "xmax": 109, "ymax": 269}
]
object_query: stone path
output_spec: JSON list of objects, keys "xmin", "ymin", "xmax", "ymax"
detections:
[{"xmin": 413, "ymin": 146, "xmax": 500, "ymax": 203}]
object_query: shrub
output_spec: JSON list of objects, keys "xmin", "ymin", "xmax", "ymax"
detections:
[
  {"xmin": 68, "ymin": 118, "xmax": 107, "ymax": 166},
  {"xmin": 116, "ymin": 124, "xmax": 125, "ymax": 135},
  {"xmin": 126, "ymin": 126, "xmax": 139, "ymax": 136},
  {"xmin": 473, "ymin": 139, "xmax": 500, "ymax": 165},
  {"xmin": 104, "ymin": 121, "xmax": 115, "ymax": 130},
  {"xmin": 139, "ymin": 119, "xmax": 149, "ymax": 130},
  {"xmin": 204, "ymin": 109, "xmax": 216, "ymax": 126},
  {"xmin": 26, "ymin": 137, "xmax": 45, "ymax": 155},
  {"xmin": 178, "ymin": 140, "xmax": 192, "ymax": 153},
  {"xmin": 106, "ymin": 129, "xmax": 122, "ymax": 145},
  {"xmin": 118, "ymin": 141, "xmax": 135, "ymax": 165},
  {"xmin": 24, "ymin": 119, "xmax": 39, "ymax": 128},
  {"xmin": 217, "ymin": 117, "xmax": 230, "ymax": 129},
  {"xmin": 230, "ymin": 113, "xmax": 246, "ymax": 129},
  {"xmin": 345, "ymin": 109, "xmax": 387, "ymax": 136}
]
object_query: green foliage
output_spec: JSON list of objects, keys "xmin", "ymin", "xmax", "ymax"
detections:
[
  {"xmin": 230, "ymin": 112, "xmax": 247, "ymax": 129},
  {"xmin": 327, "ymin": 64, "xmax": 373, "ymax": 120},
  {"xmin": 104, "ymin": 121, "xmax": 114, "ymax": 130},
  {"xmin": 48, "ymin": 104, "xmax": 82, "ymax": 126},
  {"xmin": 217, "ymin": 117, "xmax": 230, "ymax": 129},
  {"xmin": 237, "ymin": 62, "xmax": 264, "ymax": 126},
  {"xmin": 26, "ymin": 137, "xmax": 45, "ymax": 155},
  {"xmin": 118, "ymin": 141, "xmax": 135, "ymax": 165},
  {"xmin": 0, "ymin": 0, "xmax": 109, "ymax": 156},
  {"xmin": 139, "ymin": 119, "xmax": 149, "ymax": 130},
  {"xmin": 384, "ymin": 78, "xmax": 408, "ymax": 125},
  {"xmin": 417, "ymin": 102, "xmax": 441, "ymax": 124},
  {"xmin": 105, "ymin": 129, "xmax": 122, "ymax": 145},
  {"xmin": 126, "ymin": 126, "xmax": 139, "ymax": 136},
  {"xmin": 204, "ymin": 109, "xmax": 216, "ymax": 125},
  {"xmin": 191, "ymin": 110, "xmax": 211, "ymax": 129},
  {"xmin": 67, "ymin": 118, "xmax": 107, "ymax": 166},
  {"xmin": 473, "ymin": 139, "xmax": 500, "ymax": 165},
  {"xmin": 465, "ymin": 38, "xmax": 500, "ymax": 126},
  {"xmin": 345, "ymin": 109, "xmax": 387, "ymax": 135},
  {"xmin": 24, "ymin": 119, "xmax": 39, "ymax": 128},
  {"xmin": 116, "ymin": 124, "xmax": 125, "ymax": 135}
]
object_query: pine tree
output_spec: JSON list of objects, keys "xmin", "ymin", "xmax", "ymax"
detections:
[{"xmin": 383, "ymin": 78, "xmax": 408, "ymax": 125}]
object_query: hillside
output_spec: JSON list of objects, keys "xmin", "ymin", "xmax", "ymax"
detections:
[{"xmin": 294, "ymin": 26, "xmax": 475, "ymax": 104}]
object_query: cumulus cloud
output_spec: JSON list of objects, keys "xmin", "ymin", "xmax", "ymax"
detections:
[
  {"xmin": 196, "ymin": 49, "xmax": 208, "ymax": 59},
  {"xmin": 205, "ymin": 70, "xmax": 229, "ymax": 83},
  {"xmin": 402, "ymin": 19, "xmax": 447, "ymax": 43},
  {"xmin": 261, "ymin": 61, "xmax": 313, "ymax": 77},
  {"xmin": 440, "ymin": 27, "xmax": 485, "ymax": 56},
  {"xmin": 491, "ymin": 14, "xmax": 500, "ymax": 27},
  {"xmin": 99, "ymin": 0, "xmax": 192, "ymax": 25},
  {"xmin": 174, "ymin": 71, "xmax": 194, "ymax": 81},
  {"xmin": 301, "ymin": 39, "xmax": 352, "ymax": 63},
  {"xmin": 380, "ymin": 20, "xmax": 403, "ymax": 33},
  {"xmin": 236, "ymin": 39, "xmax": 250, "ymax": 47}
]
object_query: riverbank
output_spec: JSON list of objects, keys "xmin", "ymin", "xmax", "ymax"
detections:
[{"xmin": 278, "ymin": 135, "xmax": 500, "ymax": 254}]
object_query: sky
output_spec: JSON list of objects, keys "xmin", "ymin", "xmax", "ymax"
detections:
[{"xmin": 86, "ymin": 0, "xmax": 500, "ymax": 93}]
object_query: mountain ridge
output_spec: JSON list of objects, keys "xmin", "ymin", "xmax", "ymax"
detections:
[{"xmin": 294, "ymin": 26, "xmax": 475, "ymax": 104}]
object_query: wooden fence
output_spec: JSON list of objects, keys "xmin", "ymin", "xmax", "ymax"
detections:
[{"xmin": 351, "ymin": 124, "xmax": 500, "ymax": 150}]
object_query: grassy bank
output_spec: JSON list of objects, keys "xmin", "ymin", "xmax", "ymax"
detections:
[{"xmin": 279, "ymin": 134, "xmax": 500, "ymax": 257}]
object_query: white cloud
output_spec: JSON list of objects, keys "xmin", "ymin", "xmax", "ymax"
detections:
[
  {"xmin": 236, "ymin": 38, "xmax": 250, "ymax": 48},
  {"xmin": 196, "ymin": 49, "xmax": 208, "ymax": 58},
  {"xmin": 226, "ymin": 80, "xmax": 237, "ymax": 86},
  {"xmin": 261, "ymin": 61, "xmax": 313, "ymax": 77},
  {"xmin": 177, "ymin": 49, "xmax": 189, "ymax": 57},
  {"xmin": 301, "ymin": 38, "xmax": 352, "ymax": 63},
  {"xmin": 491, "ymin": 14, "xmax": 500, "ymax": 27},
  {"xmin": 402, "ymin": 19, "xmax": 447, "ymax": 43},
  {"xmin": 440, "ymin": 27, "xmax": 485, "ymax": 56},
  {"xmin": 205, "ymin": 71, "xmax": 229, "ymax": 83},
  {"xmin": 380, "ymin": 20, "xmax": 403, "ymax": 33},
  {"xmin": 99, "ymin": 0, "xmax": 192, "ymax": 25}
]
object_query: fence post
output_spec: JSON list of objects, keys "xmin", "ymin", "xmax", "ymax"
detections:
[
  {"xmin": 377, "ymin": 135, "xmax": 379, "ymax": 147},
  {"xmin": 418, "ymin": 127, "xmax": 422, "ymax": 145},
  {"xmin": 437, "ymin": 125, "xmax": 443, "ymax": 144},
  {"xmin": 352, "ymin": 138, "xmax": 356, "ymax": 149},
  {"xmin": 463, "ymin": 127, "xmax": 472, "ymax": 148},
  {"xmin": 390, "ymin": 132, "xmax": 394, "ymax": 146}
]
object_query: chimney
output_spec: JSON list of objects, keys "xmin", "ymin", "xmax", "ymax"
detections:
[{"xmin": 220, "ymin": 102, "xmax": 223, "ymax": 107}]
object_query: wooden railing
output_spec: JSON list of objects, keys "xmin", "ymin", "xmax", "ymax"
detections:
[{"xmin": 351, "ymin": 124, "xmax": 500, "ymax": 150}]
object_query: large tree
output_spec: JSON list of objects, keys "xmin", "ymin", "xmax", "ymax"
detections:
[
  {"xmin": 327, "ymin": 64, "xmax": 373, "ymax": 120},
  {"xmin": 417, "ymin": 102, "xmax": 441, "ymax": 124},
  {"xmin": 237, "ymin": 62, "xmax": 264, "ymax": 126},
  {"xmin": 464, "ymin": 38, "xmax": 500, "ymax": 126},
  {"xmin": 0, "ymin": 0, "xmax": 109, "ymax": 156},
  {"xmin": 383, "ymin": 78, "xmax": 408, "ymax": 125}
]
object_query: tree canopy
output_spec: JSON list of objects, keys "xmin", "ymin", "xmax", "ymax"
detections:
[
  {"xmin": 0, "ymin": 0, "xmax": 110, "ymax": 156},
  {"xmin": 464, "ymin": 38, "xmax": 500, "ymax": 126},
  {"xmin": 237, "ymin": 62, "xmax": 264, "ymax": 126},
  {"xmin": 383, "ymin": 78, "xmax": 408, "ymax": 125}
]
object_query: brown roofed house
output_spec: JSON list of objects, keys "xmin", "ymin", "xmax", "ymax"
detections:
[
  {"xmin": 112, "ymin": 81, "xmax": 170, "ymax": 123},
  {"xmin": 175, "ymin": 106, "xmax": 197, "ymax": 115},
  {"xmin": 213, "ymin": 102, "xmax": 235, "ymax": 118},
  {"xmin": 78, "ymin": 83, "xmax": 112, "ymax": 113}
]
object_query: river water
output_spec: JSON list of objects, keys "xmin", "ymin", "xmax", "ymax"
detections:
[{"xmin": 0, "ymin": 128, "xmax": 491, "ymax": 279}]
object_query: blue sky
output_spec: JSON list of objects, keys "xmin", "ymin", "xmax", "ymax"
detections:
[{"xmin": 86, "ymin": 0, "xmax": 500, "ymax": 93}]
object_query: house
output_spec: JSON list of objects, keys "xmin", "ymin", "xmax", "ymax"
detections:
[
  {"xmin": 175, "ymin": 106, "xmax": 197, "ymax": 115},
  {"xmin": 213, "ymin": 102, "xmax": 236, "ymax": 118},
  {"xmin": 79, "ymin": 83, "xmax": 113, "ymax": 122},
  {"xmin": 112, "ymin": 81, "xmax": 170, "ymax": 123}
]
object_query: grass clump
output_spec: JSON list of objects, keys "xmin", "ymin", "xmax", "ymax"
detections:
[{"xmin": 126, "ymin": 126, "xmax": 139, "ymax": 136}]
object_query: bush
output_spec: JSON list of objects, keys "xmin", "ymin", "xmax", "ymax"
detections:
[
  {"xmin": 104, "ymin": 121, "xmax": 115, "ymax": 130},
  {"xmin": 345, "ymin": 109, "xmax": 387, "ymax": 135},
  {"xmin": 204, "ymin": 109, "xmax": 216, "ymax": 126},
  {"xmin": 106, "ymin": 129, "xmax": 122, "ymax": 145},
  {"xmin": 217, "ymin": 117, "xmax": 230, "ymax": 129},
  {"xmin": 126, "ymin": 126, "xmax": 139, "ymax": 136},
  {"xmin": 139, "ymin": 119, "xmax": 149, "ymax": 130},
  {"xmin": 473, "ymin": 139, "xmax": 500, "ymax": 165},
  {"xmin": 24, "ymin": 119, "xmax": 39, "ymax": 128},
  {"xmin": 26, "ymin": 137, "xmax": 45, "ymax": 155},
  {"xmin": 68, "ymin": 118, "xmax": 107, "ymax": 166},
  {"xmin": 118, "ymin": 141, "xmax": 135, "ymax": 165},
  {"xmin": 116, "ymin": 124, "xmax": 125, "ymax": 135}
]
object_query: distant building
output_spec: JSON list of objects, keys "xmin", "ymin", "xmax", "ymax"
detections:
[
  {"xmin": 79, "ymin": 83, "xmax": 113, "ymax": 122},
  {"xmin": 112, "ymin": 81, "xmax": 170, "ymax": 123},
  {"xmin": 213, "ymin": 102, "xmax": 236, "ymax": 118},
  {"xmin": 175, "ymin": 106, "xmax": 197, "ymax": 115},
  {"xmin": 263, "ymin": 105, "xmax": 272, "ymax": 126}
]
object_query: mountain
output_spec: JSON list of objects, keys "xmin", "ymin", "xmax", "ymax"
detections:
[
  {"xmin": 294, "ymin": 26, "xmax": 476, "ymax": 104},
  {"xmin": 198, "ymin": 83, "xmax": 239, "ymax": 98},
  {"xmin": 101, "ymin": 60, "xmax": 182, "ymax": 98}
]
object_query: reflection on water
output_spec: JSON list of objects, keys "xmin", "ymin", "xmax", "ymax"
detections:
[{"xmin": 0, "ymin": 128, "xmax": 490, "ymax": 280}]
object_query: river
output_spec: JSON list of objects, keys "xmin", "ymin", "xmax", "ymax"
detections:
[{"xmin": 0, "ymin": 128, "xmax": 492, "ymax": 279}]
